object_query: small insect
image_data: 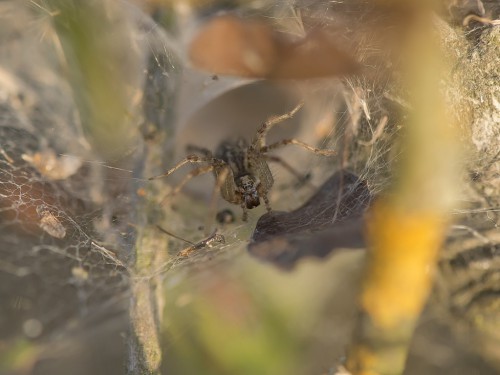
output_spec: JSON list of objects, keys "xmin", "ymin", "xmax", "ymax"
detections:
[
  {"xmin": 36, "ymin": 205, "xmax": 66, "ymax": 239},
  {"xmin": 149, "ymin": 103, "xmax": 335, "ymax": 221},
  {"xmin": 156, "ymin": 225, "xmax": 225, "ymax": 258}
]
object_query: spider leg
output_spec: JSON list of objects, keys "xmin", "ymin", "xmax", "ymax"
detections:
[
  {"xmin": 186, "ymin": 145, "xmax": 213, "ymax": 158},
  {"xmin": 251, "ymin": 102, "xmax": 304, "ymax": 150},
  {"xmin": 159, "ymin": 165, "xmax": 214, "ymax": 206},
  {"xmin": 264, "ymin": 154, "xmax": 317, "ymax": 190},
  {"xmin": 240, "ymin": 202, "xmax": 248, "ymax": 222},
  {"xmin": 264, "ymin": 155, "xmax": 310, "ymax": 182},
  {"xmin": 262, "ymin": 193, "xmax": 271, "ymax": 212},
  {"xmin": 261, "ymin": 139, "xmax": 336, "ymax": 156},
  {"xmin": 149, "ymin": 154, "xmax": 214, "ymax": 180},
  {"xmin": 205, "ymin": 166, "xmax": 230, "ymax": 235}
]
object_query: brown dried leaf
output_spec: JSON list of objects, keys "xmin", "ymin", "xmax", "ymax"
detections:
[
  {"xmin": 189, "ymin": 15, "xmax": 359, "ymax": 79},
  {"xmin": 189, "ymin": 15, "xmax": 278, "ymax": 78},
  {"xmin": 273, "ymin": 28, "xmax": 359, "ymax": 79}
]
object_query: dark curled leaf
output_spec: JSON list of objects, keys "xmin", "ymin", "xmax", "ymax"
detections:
[{"xmin": 249, "ymin": 171, "xmax": 371, "ymax": 269}]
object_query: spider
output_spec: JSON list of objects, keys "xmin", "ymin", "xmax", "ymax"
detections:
[{"xmin": 149, "ymin": 103, "xmax": 336, "ymax": 221}]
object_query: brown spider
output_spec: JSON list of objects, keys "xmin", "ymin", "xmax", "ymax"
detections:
[{"xmin": 149, "ymin": 103, "xmax": 336, "ymax": 221}]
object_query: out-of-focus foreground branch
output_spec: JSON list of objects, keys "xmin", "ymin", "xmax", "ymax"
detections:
[{"xmin": 345, "ymin": 4, "xmax": 466, "ymax": 375}]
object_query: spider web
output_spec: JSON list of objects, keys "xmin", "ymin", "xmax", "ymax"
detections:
[
  {"xmin": 0, "ymin": 10, "xmax": 136, "ymax": 366},
  {"xmin": 0, "ymin": 1, "xmax": 178, "ymax": 372},
  {"xmin": 1, "ymin": 1, "xmax": 499, "ymax": 375}
]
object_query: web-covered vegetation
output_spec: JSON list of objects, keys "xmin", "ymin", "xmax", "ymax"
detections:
[{"xmin": 0, "ymin": 1, "xmax": 499, "ymax": 375}]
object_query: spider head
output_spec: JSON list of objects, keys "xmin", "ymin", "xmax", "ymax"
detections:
[{"xmin": 237, "ymin": 175, "xmax": 260, "ymax": 209}]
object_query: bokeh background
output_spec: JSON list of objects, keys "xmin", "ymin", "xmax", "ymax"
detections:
[{"xmin": 0, "ymin": 1, "xmax": 499, "ymax": 375}]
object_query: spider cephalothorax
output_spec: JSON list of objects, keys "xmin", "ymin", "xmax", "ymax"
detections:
[
  {"xmin": 149, "ymin": 103, "xmax": 335, "ymax": 221},
  {"xmin": 216, "ymin": 138, "xmax": 263, "ymax": 210},
  {"xmin": 236, "ymin": 174, "xmax": 261, "ymax": 209}
]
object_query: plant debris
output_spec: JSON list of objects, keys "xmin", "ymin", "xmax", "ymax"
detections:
[{"xmin": 249, "ymin": 170, "xmax": 371, "ymax": 269}]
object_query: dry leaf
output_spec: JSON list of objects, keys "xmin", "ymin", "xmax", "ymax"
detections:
[
  {"xmin": 249, "ymin": 171, "xmax": 371, "ymax": 269},
  {"xmin": 189, "ymin": 15, "xmax": 359, "ymax": 79}
]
